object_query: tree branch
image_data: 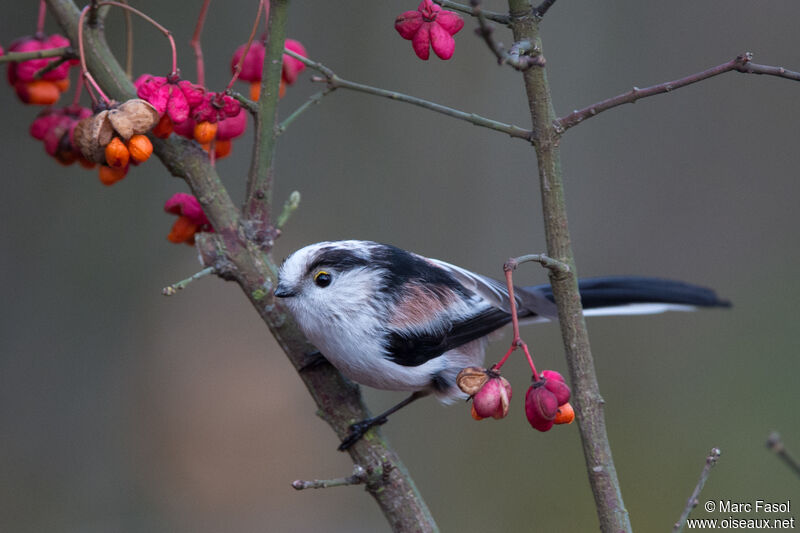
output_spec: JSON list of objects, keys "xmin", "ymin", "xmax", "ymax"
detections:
[
  {"xmin": 0, "ymin": 47, "xmax": 70, "ymax": 64},
  {"xmin": 506, "ymin": 2, "xmax": 632, "ymax": 531},
  {"xmin": 284, "ymin": 49, "xmax": 533, "ymax": 141},
  {"xmin": 432, "ymin": 0, "xmax": 510, "ymax": 24},
  {"xmin": 767, "ymin": 432, "xmax": 800, "ymax": 479},
  {"xmin": 556, "ymin": 53, "xmax": 800, "ymax": 132},
  {"xmin": 45, "ymin": 1, "xmax": 438, "ymax": 531},
  {"xmin": 291, "ymin": 464, "xmax": 369, "ymax": 490},
  {"xmin": 533, "ymin": 0, "xmax": 557, "ymax": 18},
  {"xmin": 471, "ymin": 1, "xmax": 546, "ymax": 70},
  {"xmin": 673, "ymin": 448, "xmax": 722, "ymax": 533},
  {"xmin": 243, "ymin": 0, "xmax": 288, "ymax": 234}
]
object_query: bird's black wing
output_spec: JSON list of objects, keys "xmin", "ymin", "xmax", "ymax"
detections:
[{"xmin": 385, "ymin": 307, "xmax": 513, "ymax": 367}]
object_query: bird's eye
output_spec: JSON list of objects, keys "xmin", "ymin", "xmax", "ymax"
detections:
[{"xmin": 314, "ymin": 271, "xmax": 332, "ymax": 288}]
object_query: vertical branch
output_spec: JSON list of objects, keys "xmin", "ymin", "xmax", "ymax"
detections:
[
  {"xmin": 505, "ymin": 1, "xmax": 632, "ymax": 531},
  {"xmin": 244, "ymin": 0, "xmax": 288, "ymax": 231}
]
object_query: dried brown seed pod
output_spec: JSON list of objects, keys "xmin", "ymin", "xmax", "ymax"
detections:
[
  {"xmin": 456, "ymin": 366, "xmax": 491, "ymax": 396},
  {"xmin": 73, "ymin": 110, "xmax": 114, "ymax": 163},
  {"xmin": 106, "ymin": 99, "xmax": 159, "ymax": 140}
]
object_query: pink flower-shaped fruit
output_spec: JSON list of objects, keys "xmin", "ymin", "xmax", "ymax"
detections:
[
  {"xmin": 472, "ymin": 376, "xmax": 512, "ymax": 419},
  {"xmin": 231, "ymin": 41, "xmax": 265, "ymax": 82},
  {"xmin": 30, "ymin": 110, "xmax": 62, "ymax": 140},
  {"xmin": 216, "ymin": 110, "xmax": 247, "ymax": 141},
  {"xmin": 230, "ymin": 38, "xmax": 306, "ymax": 85},
  {"xmin": 136, "ymin": 74, "xmax": 205, "ymax": 124},
  {"xmin": 8, "ymin": 34, "xmax": 74, "ymax": 84},
  {"xmin": 164, "ymin": 193, "xmax": 211, "ymax": 227},
  {"xmin": 525, "ymin": 383, "xmax": 559, "ymax": 432},
  {"xmin": 171, "ymin": 118, "xmax": 196, "ymax": 139},
  {"xmin": 395, "ymin": 0, "xmax": 464, "ymax": 60},
  {"xmin": 282, "ymin": 39, "xmax": 307, "ymax": 84},
  {"xmin": 31, "ymin": 105, "xmax": 92, "ymax": 164},
  {"xmin": 192, "ymin": 92, "xmax": 241, "ymax": 124},
  {"xmin": 164, "ymin": 193, "xmax": 213, "ymax": 245},
  {"xmin": 541, "ymin": 371, "xmax": 571, "ymax": 406}
]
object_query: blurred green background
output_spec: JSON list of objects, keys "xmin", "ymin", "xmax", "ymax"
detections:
[{"xmin": 1, "ymin": 1, "xmax": 798, "ymax": 531}]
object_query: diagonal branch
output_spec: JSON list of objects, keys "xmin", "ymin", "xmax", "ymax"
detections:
[
  {"xmin": 767, "ymin": 432, "xmax": 800, "ymax": 478},
  {"xmin": 673, "ymin": 448, "xmax": 722, "ymax": 533},
  {"xmin": 0, "ymin": 47, "xmax": 70, "ymax": 63},
  {"xmin": 556, "ymin": 52, "xmax": 800, "ymax": 132},
  {"xmin": 433, "ymin": 0, "xmax": 510, "ymax": 24},
  {"xmin": 45, "ymin": 1, "xmax": 439, "ymax": 531},
  {"xmin": 533, "ymin": 0, "xmax": 557, "ymax": 18},
  {"xmin": 284, "ymin": 49, "xmax": 533, "ymax": 141}
]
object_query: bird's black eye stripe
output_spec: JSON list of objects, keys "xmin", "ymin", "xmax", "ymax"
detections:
[{"xmin": 314, "ymin": 271, "xmax": 332, "ymax": 287}]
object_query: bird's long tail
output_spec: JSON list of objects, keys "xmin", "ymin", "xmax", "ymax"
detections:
[{"xmin": 528, "ymin": 276, "xmax": 731, "ymax": 317}]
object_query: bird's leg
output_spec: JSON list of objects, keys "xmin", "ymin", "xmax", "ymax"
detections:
[
  {"xmin": 297, "ymin": 350, "xmax": 329, "ymax": 373},
  {"xmin": 338, "ymin": 390, "xmax": 429, "ymax": 451}
]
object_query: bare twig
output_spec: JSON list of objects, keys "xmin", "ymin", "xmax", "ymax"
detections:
[
  {"xmin": 505, "ymin": 253, "xmax": 570, "ymax": 275},
  {"xmin": 32, "ymin": 54, "xmax": 73, "ymax": 78},
  {"xmin": 230, "ymin": 91, "xmax": 258, "ymax": 114},
  {"xmin": 285, "ymin": 49, "xmax": 533, "ymax": 142},
  {"xmin": 275, "ymin": 191, "xmax": 301, "ymax": 230},
  {"xmin": 432, "ymin": 0, "xmax": 509, "ymax": 24},
  {"xmin": 162, "ymin": 266, "xmax": 215, "ymax": 296},
  {"xmin": 533, "ymin": 0, "xmax": 557, "ymax": 18},
  {"xmin": 0, "ymin": 47, "xmax": 69, "ymax": 64},
  {"xmin": 556, "ymin": 53, "xmax": 800, "ymax": 132},
  {"xmin": 292, "ymin": 465, "xmax": 368, "ymax": 490},
  {"xmin": 673, "ymin": 448, "xmax": 722, "ymax": 533},
  {"xmin": 277, "ymin": 89, "xmax": 333, "ymax": 134},
  {"xmin": 472, "ymin": 1, "xmax": 545, "ymax": 70},
  {"xmin": 767, "ymin": 432, "xmax": 800, "ymax": 478}
]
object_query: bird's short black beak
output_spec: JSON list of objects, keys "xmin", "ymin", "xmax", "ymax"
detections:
[{"xmin": 274, "ymin": 286, "xmax": 296, "ymax": 298}]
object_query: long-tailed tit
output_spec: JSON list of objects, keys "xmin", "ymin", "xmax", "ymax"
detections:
[{"xmin": 274, "ymin": 240, "xmax": 729, "ymax": 449}]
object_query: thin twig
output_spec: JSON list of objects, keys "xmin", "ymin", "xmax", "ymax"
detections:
[
  {"xmin": 284, "ymin": 49, "xmax": 532, "ymax": 142},
  {"xmin": 556, "ymin": 53, "xmax": 800, "ymax": 132},
  {"xmin": 32, "ymin": 54, "xmax": 72, "ymax": 78},
  {"xmin": 432, "ymin": 0, "xmax": 509, "ymax": 24},
  {"xmin": 275, "ymin": 191, "xmax": 301, "ymax": 230},
  {"xmin": 277, "ymin": 89, "xmax": 333, "ymax": 134},
  {"xmin": 472, "ymin": 0, "xmax": 545, "ymax": 70},
  {"xmin": 673, "ymin": 448, "xmax": 722, "ymax": 533},
  {"xmin": 533, "ymin": 0, "xmax": 557, "ymax": 18},
  {"xmin": 230, "ymin": 91, "xmax": 258, "ymax": 114},
  {"xmin": 162, "ymin": 266, "xmax": 215, "ymax": 296},
  {"xmin": 505, "ymin": 253, "xmax": 570, "ymax": 275},
  {"xmin": 766, "ymin": 432, "xmax": 800, "ymax": 478},
  {"xmin": 292, "ymin": 465, "xmax": 368, "ymax": 490},
  {"xmin": 0, "ymin": 47, "xmax": 69, "ymax": 64}
]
